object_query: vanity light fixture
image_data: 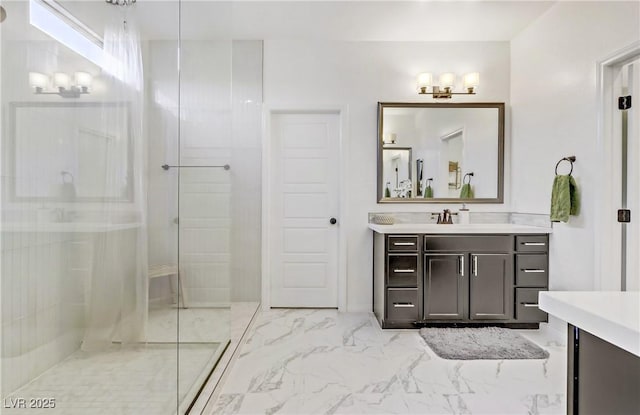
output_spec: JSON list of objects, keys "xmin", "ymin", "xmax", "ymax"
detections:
[
  {"xmin": 417, "ymin": 72, "xmax": 479, "ymax": 99},
  {"xmin": 29, "ymin": 71, "xmax": 92, "ymax": 98}
]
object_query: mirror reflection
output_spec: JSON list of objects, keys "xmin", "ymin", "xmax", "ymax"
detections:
[
  {"xmin": 382, "ymin": 147, "xmax": 412, "ymax": 198},
  {"xmin": 9, "ymin": 102, "xmax": 132, "ymax": 202},
  {"xmin": 378, "ymin": 103, "xmax": 504, "ymax": 203}
]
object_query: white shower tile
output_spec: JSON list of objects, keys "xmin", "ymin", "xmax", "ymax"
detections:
[{"xmin": 3, "ymin": 307, "xmax": 228, "ymax": 414}]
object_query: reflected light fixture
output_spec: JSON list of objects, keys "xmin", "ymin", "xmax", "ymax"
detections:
[
  {"xmin": 417, "ymin": 72, "xmax": 479, "ymax": 99},
  {"xmin": 382, "ymin": 133, "xmax": 397, "ymax": 145},
  {"xmin": 29, "ymin": 71, "xmax": 92, "ymax": 98}
]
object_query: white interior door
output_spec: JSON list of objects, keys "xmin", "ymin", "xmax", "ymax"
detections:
[{"xmin": 269, "ymin": 112, "xmax": 340, "ymax": 307}]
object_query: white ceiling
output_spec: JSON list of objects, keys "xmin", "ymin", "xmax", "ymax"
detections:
[{"xmin": 3, "ymin": 1, "xmax": 556, "ymax": 42}]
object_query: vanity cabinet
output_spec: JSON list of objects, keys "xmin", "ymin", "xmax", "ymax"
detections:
[
  {"xmin": 373, "ymin": 232, "xmax": 549, "ymax": 329},
  {"xmin": 514, "ymin": 235, "xmax": 549, "ymax": 323},
  {"xmin": 379, "ymin": 234, "xmax": 422, "ymax": 326},
  {"xmin": 424, "ymin": 236, "xmax": 513, "ymax": 322},
  {"xmin": 424, "ymin": 254, "xmax": 466, "ymax": 320},
  {"xmin": 469, "ymin": 253, "xmax": 513, "ymax": 320}
]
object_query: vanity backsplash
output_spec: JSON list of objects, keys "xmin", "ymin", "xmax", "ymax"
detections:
[{"xmin": 368, "ymin": 212, "xmax": 550, "ymax": 227}]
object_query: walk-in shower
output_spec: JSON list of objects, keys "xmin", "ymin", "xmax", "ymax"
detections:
[{"xmin": 0, "ymin": 1, "xmax": 262, "ymax": 413}]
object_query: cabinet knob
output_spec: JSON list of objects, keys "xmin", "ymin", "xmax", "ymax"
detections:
[{"xmin": 329, "ymin": 217, "xmax": 337, "ymax": 225}]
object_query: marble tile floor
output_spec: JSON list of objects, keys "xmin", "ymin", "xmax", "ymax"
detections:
[
  {"xmin": 207, "ymin": 309, "xmax": 567, "ymax": 415},
  {"xmin": 3, "ymin": 305, "xmax": 230, "ymax": 415},
  {"xmin": 191, "ymin": 302, "xmax": 261, "ymax": 414}
]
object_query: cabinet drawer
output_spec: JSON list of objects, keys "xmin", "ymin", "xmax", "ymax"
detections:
[
  {"xmin": 516, "ymin": 235, "xmax": 548, "ymax": 252},
  {"xmin": 388, "ymin": 235, "xmax": 419, "ymax": 252},
  {"xmin": 387, "ymin": 255, "xmax": 419, "ymax": 287},
  {"xmin": 516, "ymin": 254, "xmax": 548, "ymax": 287},
  {"xmin": 424, "ymin": 235, "xmax": 512, "ymax": 252},
  {"xmin": 387, "ymin": 288, "xmax": 420, "ymax": 321},
  {"xmin": 515, "ymin": 288, "xmax": 548, "ymax": 322}
]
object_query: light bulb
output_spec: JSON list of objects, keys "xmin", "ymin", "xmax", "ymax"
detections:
[
  {"xmin": 439, "ymin": 73, "xmax": 455, "ymax": 89},
  {"xmin": 74, "ymin": 71, "xmax": 92, "ymax": 88},
  {"xmin": 463, "ymin": 72, "xmax": 480, "ymax": 91},
  {"xmin": 417, "ymin": 72, "xmax": 433, "ymax": 90},
  {"xmin": 53, "ymin": 72, "xmax": 71, "ymax": 90},
  {"xmin": 28, "ymin": 72, "xmax": 49, "ymax": 90}
]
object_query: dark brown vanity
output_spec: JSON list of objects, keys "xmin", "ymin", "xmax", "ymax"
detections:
[
  {"xmin": 373, "ymin": 102, "xmax": 550, "ymax": 329},
  {"xmin": 372, "ymin": 228, "xmax": 550, "ymax": 329}
]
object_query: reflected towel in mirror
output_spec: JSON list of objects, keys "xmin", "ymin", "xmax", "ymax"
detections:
[{"xmin": 460, "ymin": 183, "xmax": 474, "ymax": 199}]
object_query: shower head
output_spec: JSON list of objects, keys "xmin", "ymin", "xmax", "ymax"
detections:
[{"xmin": 106, "ymin": 0, "xmax": 136, "ymax": 6}]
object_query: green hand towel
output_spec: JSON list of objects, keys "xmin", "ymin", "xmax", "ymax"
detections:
[
  {"xmin": 460, "ymin": 183, "xmax": 474, "ymax": 199},
  {"xmin": 550, "ymin": 175, "xmax": 580, "ymax": 222},
  {"xmin": 424, "ymin": 185, "xmax": 433, "ymax": 198}
]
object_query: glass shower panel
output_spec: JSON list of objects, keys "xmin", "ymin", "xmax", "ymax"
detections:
[
  {"xmin": 176, "ymin": 2, "xmax": 263, "ymax": 410},
  {"xmin": 175, "ymin": 4, "xmax": 233, "ymax": 408},
  {"xmin": 1, "ymin": 1, "xmax": 182, "ymax": 413},
  {"xmin": 176, "ymin": 166, "xmax": 231, "ymax": 412}
]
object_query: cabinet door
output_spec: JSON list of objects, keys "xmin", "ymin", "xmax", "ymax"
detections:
[
  {"xmin": 469, "ymin": 253, "xmax": 513, "ymax": 320},
  {"xmin": 424, "ymin": 254, "xmax": 467, "ymax": 320}
]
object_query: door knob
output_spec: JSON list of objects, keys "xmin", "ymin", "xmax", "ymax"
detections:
[{"xmin": 329, "ymin": 217, "xmax": 337, "ymax": 225}]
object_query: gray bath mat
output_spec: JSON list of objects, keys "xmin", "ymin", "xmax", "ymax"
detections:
[{"xmin": 419, "ymin": 327, "xmax": 549, "ymax": 360}]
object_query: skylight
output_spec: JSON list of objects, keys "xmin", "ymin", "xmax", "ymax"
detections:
[{"xmin": 29, "ymin": 0, "xmax": 104, "ymax": 67}]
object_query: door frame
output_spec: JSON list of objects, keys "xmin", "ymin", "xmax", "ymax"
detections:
[
  {"xmin": 595, "ymin": 41, "xmax": 640, "ymax": 290},
  {"xmin": 261, "ymin": 105, "xmax": 349, "ymax": 311}
]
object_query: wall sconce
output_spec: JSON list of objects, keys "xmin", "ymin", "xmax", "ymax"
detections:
[
  {"xmin": 417, "ymin": 72, "xmax": 479, "ymax": 99},
  {"xmin": 29, "ymin": 71, "xmax": 92, "ymax": 98}
]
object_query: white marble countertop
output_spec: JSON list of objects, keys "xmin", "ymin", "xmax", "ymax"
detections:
[
  {"xmin": 1, "ymin": 222, "xmax": 142, "ymax": 233},
  {"xmin": 368, "ymin": 223, "xmax": 553, "ymax": 234},
  {"xmin": 539, "ymin": 291, "xmax": 640, "ymax": 357}
]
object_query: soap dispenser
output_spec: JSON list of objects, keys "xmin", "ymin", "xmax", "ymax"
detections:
[{"xmin": 459, "ymin": 204, "xmax": 470, "ymax": 224}]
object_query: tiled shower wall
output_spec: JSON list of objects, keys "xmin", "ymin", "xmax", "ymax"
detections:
[
  {"xmin": 1, "ymin": 231, "xmax": 89, "ymax": 395},
  {"xmin": 146, "ymin": 40, "xmax": 262, "ymax": 306},
  {"xmin": 0, "ymin": 39, "xmax": 99, "ymax": 395}
]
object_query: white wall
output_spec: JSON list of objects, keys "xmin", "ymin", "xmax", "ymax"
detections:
[
  {"xmin": 264, "ymin": 40, "xmax": 511, "ymax": 310},
  {"xmin": 511, "ymin": 1, "xmax": 640, "ymax": 293}
]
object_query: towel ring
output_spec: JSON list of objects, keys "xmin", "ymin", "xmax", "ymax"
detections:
[
  {"xmin": 463, "ymin": 172, "xmax": 474, "ymax": 185},
  {"xmin": 555, "ymin": 156, "xmax": 576, "ymax": 176}
]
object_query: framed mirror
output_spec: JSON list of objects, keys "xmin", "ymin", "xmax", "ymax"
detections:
[
  {"xmin": 6, "ymin": 102, "xmax": 133, "ymax": 202},
  {"xmin": 377, "ymin": 102, "xmax": 504, "ymax": 203}
]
